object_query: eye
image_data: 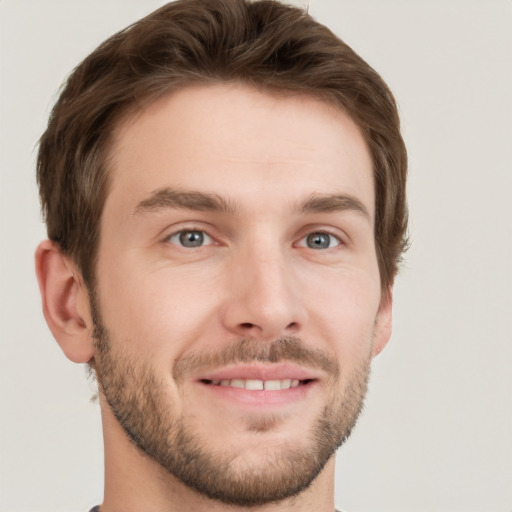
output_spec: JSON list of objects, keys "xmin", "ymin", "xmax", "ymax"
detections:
[
  {"xmin": 298, "ymin": 231, "xmax": 341, "ymax": 250},
  {"xmin": 167, "ymin": 229, "xmax": 213, "ymax": 248}
]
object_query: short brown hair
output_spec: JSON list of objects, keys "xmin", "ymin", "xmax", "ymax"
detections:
[{"xmin": 37, "ymin": 0, "xmax": 408, "ymax": 290}]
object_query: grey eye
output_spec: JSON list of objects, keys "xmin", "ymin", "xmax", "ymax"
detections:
[
  {"xmin": 168, "ymin": 230, "xmax": 212, "ymax": 248},
  {"xmin": 302, "ymin": 232, "xmax": 340, "ymax": 250}
]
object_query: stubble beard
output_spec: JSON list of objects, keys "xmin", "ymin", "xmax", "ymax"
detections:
[{"xmin": 90, "ymin": 299, "xmax": 373, "ymax": 507}]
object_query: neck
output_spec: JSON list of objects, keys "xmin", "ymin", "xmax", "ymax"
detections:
[{"xmin": 99, "ymin": 403, "xmax": 336, "ymax": 512}]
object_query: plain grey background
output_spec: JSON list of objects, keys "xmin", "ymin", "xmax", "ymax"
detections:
[{"xmin": 1, "ymin": 1, "xmax": 511, "ymax": 511}]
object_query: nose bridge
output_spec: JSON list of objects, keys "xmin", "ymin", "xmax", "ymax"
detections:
[
  {"xmin": 250, "ymin": 242, "xmax": 290, "ymax": 305},
  {"xmin": 222, "ymin": 230, "xmax": 305, "ymax": 339}
]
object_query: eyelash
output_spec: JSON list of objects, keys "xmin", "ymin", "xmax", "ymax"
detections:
[
  {"xmin": 164, "ymin": 228, "xmax": 344, "ymax": 250},
  {"xmin": 166, "ymin": 229, "xmax": 214, "ymax": 248},
  {"xmin": 296, "ymin": 231, "xmax": 342, "ymax": 250}
]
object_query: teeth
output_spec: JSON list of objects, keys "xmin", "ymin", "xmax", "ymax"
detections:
[
  {"xmin": 264, "ymin": 380, "xmax": 281, "ymax": 391},
  {"xmin": 211, "ymin": 378, "xmax": 304, "ymax": 390},
  {"xmin": 280, "ymin": 379, "xmax": 292, "ymax": 390},
  {"xmin": 245, "ymin": 379, "xmax": 264, "ymax": 390}
]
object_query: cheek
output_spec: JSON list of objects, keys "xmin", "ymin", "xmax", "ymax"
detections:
[
  {"xmin": 96, "ymin": 259, "xmax": 222, "ymax": 356},
  {"xmin": 304, "ymin": 268, "xmax": 381, "ymax": 359}
]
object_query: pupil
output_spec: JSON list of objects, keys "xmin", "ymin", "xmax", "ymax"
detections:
[
  {"xmin": 307, "ymin": 233, "xmax": 330, "ymax": 249},
  {"xmin": 180, "ymin": 231, "xmax": 204, "ymax": 247}
]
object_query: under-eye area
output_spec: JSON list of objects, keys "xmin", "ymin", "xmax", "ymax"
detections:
[{"xmin": 199, "ymin": 378, "xmax": 315, "ymax": 390}]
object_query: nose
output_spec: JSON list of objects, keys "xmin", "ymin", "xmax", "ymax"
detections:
[{"xmin": 221, "ymin": 242, "xmax": 307, "ymax": 340}]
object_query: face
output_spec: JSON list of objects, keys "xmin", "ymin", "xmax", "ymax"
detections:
[{"xmin": 90, "ymin": 84, "xmax": 391, "ymax": 506}]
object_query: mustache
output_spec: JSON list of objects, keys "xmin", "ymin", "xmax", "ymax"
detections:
[{"xmin": 172, "ymin": 337, "xmax": 340, "ymax": 382}]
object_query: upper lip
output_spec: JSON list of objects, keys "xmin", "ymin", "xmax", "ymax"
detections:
[{"xmin": 196, "ymin": 363, "xmax": 321, "ymax": 383}]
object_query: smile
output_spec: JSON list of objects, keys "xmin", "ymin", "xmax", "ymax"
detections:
[
  {"xmin": 194, "ymin": 363, "xmax": 320, "ymax": 406},
  {"xmin": 200, "ymin": 378, "xmax": 312, "ymax": 390}
]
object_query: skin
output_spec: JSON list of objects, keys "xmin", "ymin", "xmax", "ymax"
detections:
[{"xmin": 36, "ymin": 83, "xmax": 392, "ymax": 512}]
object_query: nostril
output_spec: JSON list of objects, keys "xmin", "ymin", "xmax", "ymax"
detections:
[{"xmin": 240, "ymin": 322, "xmax": 254, "ymax": 329}]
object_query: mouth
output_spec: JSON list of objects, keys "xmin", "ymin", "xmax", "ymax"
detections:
[
  {"xmin": 195, "ymin": 363, "xmax": 320, "ymax": 406},
  {"xmin": 200, "ymin": 378, "xmax": 314, "ymax": 390}
]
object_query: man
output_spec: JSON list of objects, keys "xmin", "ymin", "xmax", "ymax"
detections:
[{"xmin": 34, "ymin": 0, "xmax": 407, "ymax": 511}]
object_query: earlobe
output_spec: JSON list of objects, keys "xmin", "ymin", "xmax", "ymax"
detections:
[
  {"xmin": 372, "ymin": 285, "xmax": 393, "ymax": 357},
  {"xmin": 35, "ymin": 240, "xmax": 94, "ymax": 363}
]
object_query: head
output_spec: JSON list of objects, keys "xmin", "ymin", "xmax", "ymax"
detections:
[{"xmin": 35, "ymin": 0, "xmax": 407, "ymax": 507}]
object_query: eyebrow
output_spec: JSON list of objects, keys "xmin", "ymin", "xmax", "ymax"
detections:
[
  {"xmin": 133, "ymin": 187, "xmax": 239, "ymax": 216},
  {"xmin": 133, "ymin": 187, "xmax": 371, "ymax": 222},
  {"xmin": 298, "ymin": 193, "xmax": 371, "ymax": 222}
]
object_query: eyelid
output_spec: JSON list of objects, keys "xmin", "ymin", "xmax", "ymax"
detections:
[
  {"xmin": 163, "ymin": 227, "xmax": 215, "ymax": 247},
  {"xmin": 159, "ymin": 223, "xmax": 348, "ymax": 249},
  {"xmin": 295, "ymin": 225, "xmax": 348, "ymax": 247},
  {"xmin": 296, "ymin": 231, "xmax": 341, "ymax": 249}
]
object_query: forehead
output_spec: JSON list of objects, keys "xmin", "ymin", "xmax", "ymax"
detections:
[{"xmin": 106, "ymin": 83, "xmax": 374, "ymax": 217}]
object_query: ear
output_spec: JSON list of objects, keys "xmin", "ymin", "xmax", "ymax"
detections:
[
  {"xmin": 35, "ymin": 240, "xmax": 94, "ymax": 363},
  {"xmin": 372, "ymin": 285, "xmax": 393, "ymax": 357}
]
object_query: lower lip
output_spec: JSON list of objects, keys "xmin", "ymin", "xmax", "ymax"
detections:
[{"xmin": 198, "ymin": 381, "xmax": 316, "ymax": 407}]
